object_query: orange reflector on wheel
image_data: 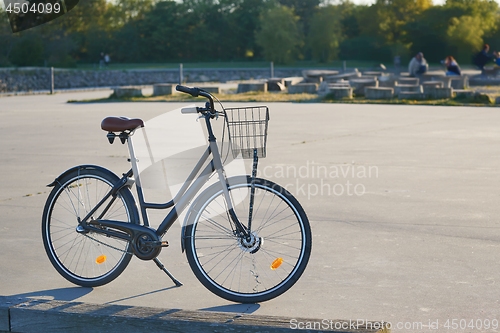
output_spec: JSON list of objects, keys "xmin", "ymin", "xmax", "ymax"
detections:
[
  {"xmin": 270, "ymin": 257, "xmax": 283, "ymax": 270},
  {"xmin": 96, "ymin": 255, "xmax": 106, "ymax": 264}
]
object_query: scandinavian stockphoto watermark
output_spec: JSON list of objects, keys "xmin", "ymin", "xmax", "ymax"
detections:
[
  {"xmin": 258, "ymin": 161, "xmax": 379, "ymax": 199},
  {"xmin": 289, "ymin": 318, "xmax": 499, "ymax": 331}
]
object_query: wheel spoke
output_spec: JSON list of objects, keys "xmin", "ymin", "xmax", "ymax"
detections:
[
  {"xmin": 42, "ymin": 170, "xmax": 134, "ymax": 287},
  {"xmin": 186, "ymin": 178, "xmax": 311, "ymax": 303}
]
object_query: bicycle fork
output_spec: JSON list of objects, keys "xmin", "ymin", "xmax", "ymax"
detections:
[
  {"xmin": 209, "ymin": 139, "xmax": 252, "ymax": 240},
  {"xmin": 247, "ymin": 148, "xmax": 259, "ymax": 232}
]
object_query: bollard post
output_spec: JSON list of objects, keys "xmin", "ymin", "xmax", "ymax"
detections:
[
  {"xmin": 270, "ymin": 61, "xmax": 274, "ymax": 78},
  {"xmin": 50, "ymin": 67, "xmax": 54, "ymax": 94},
  {"xmin": 179, "ymin": 63, "xmax": 183, "ymax": 85}
]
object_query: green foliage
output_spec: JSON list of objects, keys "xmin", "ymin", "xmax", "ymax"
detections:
[
  {"xmin": 0, "ymin": 8, "xmax": 15, "ymax": 66},
  {"xmin": 403, "ymin": 6, "xmax": 451, "ymax": 62},
  {"xmin": 278, "ymin": 0, "xmax": 320, "ymax": 35},
  {"xmin": 2, "ymin": 0, "xmax": 500, "ymax": 67},
  {"xmin": 9, "ymin": 32, "xmax": 44, "ymax": 66},
  {"xmin": 308, "ymin": 6, "xmax": 343, "ymax": 63},
  {"xmin": 453, "ymin": 91, "xmax": 493, "ymax": 104},
  {"xmin": 339, "ymin": 36, "xmax": 393, "ymax": 62},
  {"xmin": 446, "ymin": 15, "xmax": 484, "ymax": 60},
  {"xmin": 373, "ymin": 0, "xmax": 432, "ymax": 44},
  {"xmin": 255, "ymin": 5, "xmax": 303, "ymax": 64}
]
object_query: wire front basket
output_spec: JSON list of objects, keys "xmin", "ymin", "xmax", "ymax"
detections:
[{"xmin": 224, "ymin": 106, "xmax": 270, "ymax": 159}]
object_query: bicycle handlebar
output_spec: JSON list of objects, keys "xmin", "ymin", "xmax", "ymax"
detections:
[
  {"xmin": 176, "ymin": 85, "xmax": 217, "ymax": 117},
  {"xmin": 176, "ymin": 85, "xmax": 200, "ymax": 97},
  {"xmin": 181, "ymin": 106, "xmax": 198, "ymax": 114}
]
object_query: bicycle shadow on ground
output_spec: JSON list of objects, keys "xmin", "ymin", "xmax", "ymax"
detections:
[
  {"xmin": 104, "ymin": 286, "xmax": 179, "ymax": 305},
  {"xmin": 201, "ymin": 303, "xmax": 260, "ymax": 314},
  {"xmin": 5, "ymin": 287, "xmax": 93, "ymax": 302}
]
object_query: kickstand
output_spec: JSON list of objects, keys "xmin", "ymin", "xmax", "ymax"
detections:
[{"xmin": 153, "ymin": 258, "xmax": 183, "ymax": 287}]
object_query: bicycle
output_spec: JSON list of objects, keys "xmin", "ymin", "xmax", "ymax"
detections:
[{"xmin": 41, "ymin": 85, "xmax": 312, "ymax": 303}]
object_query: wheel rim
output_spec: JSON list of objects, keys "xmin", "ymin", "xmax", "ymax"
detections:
[
  {"xmin": 45, "ymin": 175, "xmax": 131, "ymax": 282},
  {"xmin": 190, "ymin": 183, "xmax": 307, "ymax": 297}
]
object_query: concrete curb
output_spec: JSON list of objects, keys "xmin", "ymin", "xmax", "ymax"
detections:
[
  {"xmin": 0, "ymin": 87, "xmax": 114, "ymax": 97},
  {"xmin": 0, "ymin": 296, "xmax": 389, "ymax": 333}
]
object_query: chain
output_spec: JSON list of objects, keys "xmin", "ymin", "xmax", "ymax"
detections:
[{"xmin": 83, "ymin": 233, "xmax": 133, "ymax": 255}]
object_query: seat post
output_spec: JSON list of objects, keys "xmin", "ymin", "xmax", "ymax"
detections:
[
  {"xmin": 127, "ymin": 134, "xmax": 152, "ymax": 226},
  {"xmin": 127, "ymin": 135, "xmax": 142, "ymax": 188}
]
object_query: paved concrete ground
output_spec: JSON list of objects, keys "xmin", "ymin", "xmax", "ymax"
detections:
[{"xmin": 1, "ymin": 91, "xmax": 500, "ymax": 332}]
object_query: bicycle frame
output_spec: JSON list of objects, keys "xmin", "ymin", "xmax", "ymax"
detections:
[{"xmin": 78, "ymin": 109, "xmax": 249, "ymax": 244}]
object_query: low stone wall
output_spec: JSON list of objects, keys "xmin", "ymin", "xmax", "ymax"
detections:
[{"xmin": 0, "ymin": 67, "xmax": 304, "ymax": 93}]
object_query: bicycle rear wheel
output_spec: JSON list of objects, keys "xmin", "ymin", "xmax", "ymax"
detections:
[
  {"xmin": 184, "ymin": 176, "xmax": 311, "ymax": 303},
  {"xmin": 42, "ymin": 165, "xmax": 138, "ymax": 287}
]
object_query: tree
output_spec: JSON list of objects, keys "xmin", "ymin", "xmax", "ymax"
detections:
[
  {"xmin": 227, "ymin": 0, "xmax": 271, "ymax": 60},
  {"xmin": 0, "ymin": 8, "xmax": 16, "ymax": 66},
  {"xmin": 9, "ymin": 32, "xmax": 44, "ymax": 66},
  {"xmin": 278, "ymin": 0, "xmax": 319, "ymax": 34},
  {"xmin": 308, "ymin": 6, "xmax": 343, "ymax": 62},
  {"xmin": 443, "ymin": 0, "xmax": 498, "ymax": 60},
  {"xmin": 404, "ymin": 0, "xmax": 499, "ymax": 63},
  {"xmin": 403, "ymin": 6, "xmax": 450, "ymax": 62},
  {"xmin": 255, "ymin": 5, "xmax": 302, "ymax": 64},
  {"xmin": 373, "ymin": 0, "xmax": 432, "ymax": 44},
  {"xmin": 446, "ymin": 16, "xmax": 484, "ymax": 61}
]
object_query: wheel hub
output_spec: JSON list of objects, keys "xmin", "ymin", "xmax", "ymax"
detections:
[{"xmin": 238, "ymin": 232, "xmax": 263, "ymax": 254}]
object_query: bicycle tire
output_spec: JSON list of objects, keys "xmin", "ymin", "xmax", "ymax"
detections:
[
  {"xmin": 42, "ymin": 165, "xmax": 138, "ymax": 287},
  {"xmin": 184, "ymin": 176, "xmax": 311, "ymax": 303}
]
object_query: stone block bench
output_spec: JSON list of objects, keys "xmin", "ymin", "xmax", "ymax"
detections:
[
  {"xmin": 394, "ymin": 84, "xmax": 422, "ymax": 95},
  {"xmin": 454, "ymin": 89, "xmax": 475, "ymax": 99},
  {"xmin": 378, "ymin": 75, "xmax": 396, "ymax": 87},
  {"xmin": 397, "ymin": 77, "xmax": 419, "ymax": 85},
  {"xmin": 302, "ymin": 70, "xmax": 339, "ymax": 84},
  {"xmin": 153, "ymin": 84, "xmax": 173, "ymax": 96},
  {"xmin": 436, "ymin": 76, "xmax": 468, "ymax": 89},
  {"xmin": 113, "ymin": 86, "xmax": 143, "ymax": 98},
  {"xmin": 283, "ymin": 77, "xmax": 304, "ymax": 87},
  {"xmin": 421, "ymin": 71, "xmax": 446, "ymax": 81},
  {"xmin": 318, "ymin": 81, "xmax": 350, "ymax": 96},
  {"xmin": 450, "ymin": 76, "xmax": 469, "ymax": 89},
  {"xmin": 324, "ymin": 71, "xmax": 361, "ymax": 83},
  {"xmin": 237, "ymin": 82, "xmax": 267, "ymax": 93},
  {"xmin": 362, "ymin": 71, "xmax": 384, "ymax": 76},
  {"xmin": 326, "ymin": 87, "xmax": 353, "ymax": 99},
  {"xmin": 330, "ymin": 81, "xmax": 350, "ymax": 87},
  {"xmin": 198, "ymin": 86, "xmax": 221, "ymax": 94},
  {"xmin": 349, "ymin": 78, "xmax": 378, "ymax": 96},
  {"xmin": 365, "ymin": 87, "xmax": 394, "ymax": 99},
  {"xmin": 481, "ymin": 66, "xmax": 500, "ymax": 77},
  {"xmin": 267, "ymin": 78, "xmax": 286, "ymax": 92},
  {"xmin": 288, "ymin": 83, "xmax": 318, "ymax": 94},
  {"xmin": 422, "ymin": 81, "xmax": 444, "ymax": 90},
  {"xmin": 423, "ymin": 87, "xmax": 453, "ymax": 99},
  {"xmin": 398, "ymin": 91, "xmax": 425, "ymax": 100}
]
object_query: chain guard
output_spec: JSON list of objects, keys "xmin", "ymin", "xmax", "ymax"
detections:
[{"xmin": 132, "ymin": 231, "xmax": 162, "ymax": 260}]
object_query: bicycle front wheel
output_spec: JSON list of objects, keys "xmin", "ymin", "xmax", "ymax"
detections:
[
  {"xmin": 42, "ymin": 165, "xmax": 138, "ymax": 287},
  {"xmin": 184, "ymin": 176, "xmax": 311, "ymax": 303}
]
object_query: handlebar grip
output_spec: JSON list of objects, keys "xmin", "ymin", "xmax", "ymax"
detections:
[
  {"xmin": 176, "ymin": 85, "xmax": 199, "ymax": 97},
  {"xmin": 181, "ymin": 106, "xmax": 198, "ymax": 114}
]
